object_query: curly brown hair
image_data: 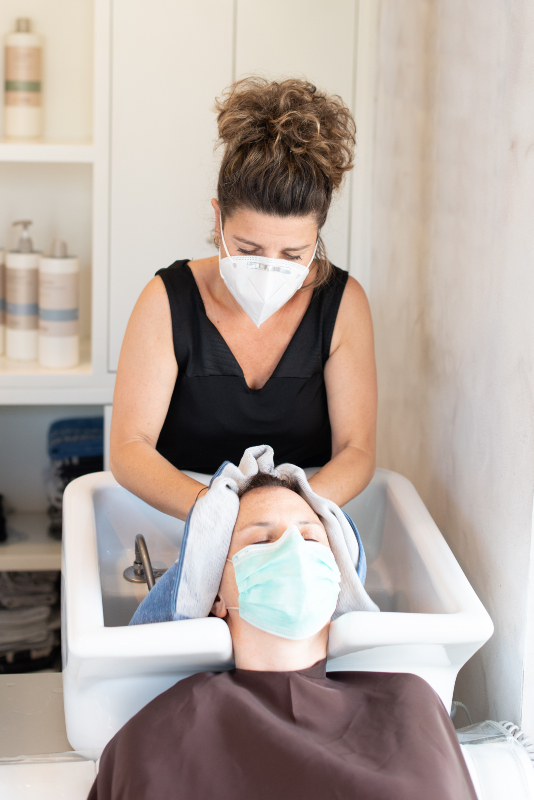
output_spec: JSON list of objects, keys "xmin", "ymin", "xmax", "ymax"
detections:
[{"xmin": 215, "ymin": 77, "xmax": 356, "ymax": 287}]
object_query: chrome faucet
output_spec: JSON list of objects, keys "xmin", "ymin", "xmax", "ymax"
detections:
[{"xmin": 123, "ymin": 534, "xmax": 166, "ymax": 590}]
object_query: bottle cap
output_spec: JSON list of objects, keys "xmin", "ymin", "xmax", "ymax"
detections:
[
  {"xmin": 15, "ymin": 18, "xmax": 31, "ymax": 33},
  {"xmin": 12, "ymin": 220, "xmax": 34, "ymax": 253},
  {"xmin": 50, "ymin": 239, "xmax": 68, "ymax": 258}
]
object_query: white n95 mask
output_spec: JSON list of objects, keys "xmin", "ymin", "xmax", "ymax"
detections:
[
  {"xmin": 219, "ymin": 228, "xmax": 318, "ymax": 327},
  {"xmin": 229, "ymin": 525, "xmax": 341, "ymax": 640}
]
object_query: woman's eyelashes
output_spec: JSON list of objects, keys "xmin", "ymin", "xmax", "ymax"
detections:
[
  {"xmin": 237, "ymin": 247, "xmax": 302, "ymax": 261},
  {"xmin": 249, "ymin": 532, "xmax": 321, "ymax": 545}
]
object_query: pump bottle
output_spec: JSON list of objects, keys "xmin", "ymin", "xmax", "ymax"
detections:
[
  {"xmin": 6, "ymin": 221, "xmax": 40, "ymax": 360},
  {"xmin": 39, "ymin": 240, "xmax": 79, "ymax": 368}
]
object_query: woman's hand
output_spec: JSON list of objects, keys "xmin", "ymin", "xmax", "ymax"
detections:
[
  {"xmin": 110, "ymin": 276, "xmax": 206, "ymax": 520},
  {"xmin": 308, "ymin": 275, "xmax": 377, "ymax": 505}
]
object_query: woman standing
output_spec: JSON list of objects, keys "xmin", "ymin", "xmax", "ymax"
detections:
[{"xmin": 110, "ymin": 78, "xmax": 377, "ymax": 520}]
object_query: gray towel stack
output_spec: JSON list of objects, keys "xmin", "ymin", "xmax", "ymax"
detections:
[{"xmin": 0, "ymin": 571, "xmax": 60, "ymax": 672}]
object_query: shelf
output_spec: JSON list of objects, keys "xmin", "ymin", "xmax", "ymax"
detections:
[
  {"xmin": 0, "ymin": 339, "xmax": 116, "ymax": 404},
  {"xmin": 0, "ymin": 141, "xmax": 94, "ymax": 164},
  {"xmin": 0, "ymin": 513, "xmax": 61, "ymax": 572},
  {"xmin": 0, "ymin": 340, "xmax": 92, "ymax": 377}
]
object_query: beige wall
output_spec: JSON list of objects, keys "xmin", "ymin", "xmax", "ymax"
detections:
[{"xmin": 370, "ymin": 0, "xmax": 534, "ymax": 724}]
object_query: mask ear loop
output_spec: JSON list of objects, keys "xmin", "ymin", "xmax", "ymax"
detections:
[
  {"xmin": 219, "ymin": 226, "xmax": 231, "ymax": 260},
  {"xmin": 306, "ymin": 238, "xmax": 319, "ymax": 270},
  {"xmin": 224, "ymin": 558, "xmax": 239, "ymax": 611}
]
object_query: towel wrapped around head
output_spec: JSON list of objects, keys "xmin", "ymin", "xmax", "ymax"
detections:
[{"xmin": 130, "ymin": 445, "xmax": 379, "ymax": 625}]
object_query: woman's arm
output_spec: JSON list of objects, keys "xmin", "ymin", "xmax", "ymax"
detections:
[
  {"xmin": 110, "ymin": 276, "xmax": 206, "ymax": 520},
  {"xmin": 307, "ymin": 276, "xmax": 377, "ymax": 505}
]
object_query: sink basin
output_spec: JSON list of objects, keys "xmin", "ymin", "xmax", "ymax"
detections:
[{"xmin": 62, "ymin": 468, "xmax": 493, "ymax": 757}]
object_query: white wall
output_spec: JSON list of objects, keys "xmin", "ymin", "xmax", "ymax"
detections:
[{"xmin": 370, "ymin": 0, "xmax": 534, "ymax": 724}]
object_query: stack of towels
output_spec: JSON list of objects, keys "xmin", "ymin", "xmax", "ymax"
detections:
[{"xmin": 0, "ymin": 571, "xmax": 60, "ymax": 673}]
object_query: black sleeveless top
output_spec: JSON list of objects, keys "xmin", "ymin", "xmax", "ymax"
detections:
[{"xmin": 155, "ymin": 261, "xmax": 348, "ymax": 474}]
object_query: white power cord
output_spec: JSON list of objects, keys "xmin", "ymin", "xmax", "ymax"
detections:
[
  {"xmin": 453, "ymin": 703, "xmax": 534, "ymax": 768},
  {"xmin": 452, "ymin": 700, "xmax": 473, "ymax": 725},
  {"xmin": 499, "ymin": 721, "xmax": 534, "ymax": 765}
]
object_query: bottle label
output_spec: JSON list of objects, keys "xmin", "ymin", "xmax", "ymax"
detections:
[
  {"xmin": 6, "ymin": 267, "xmax": 38, "ymax": 330},
  {"xmin": 5, "ymin": 46, "xmax": 42, "ymax": 107},
  {"xmin": 39, "ymin": 272, "xmax": 79, "ymax": 337}
]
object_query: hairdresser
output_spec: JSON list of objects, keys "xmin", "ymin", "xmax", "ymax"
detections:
[{"xmin": 110, "ymin": 78, "xmax": 377, "ymax": 521}]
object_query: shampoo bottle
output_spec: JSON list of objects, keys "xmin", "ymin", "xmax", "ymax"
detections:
[
  {"xmin": 4, "ymin": 18, "xmax": 43, "ymax": 139},
  {"xmin": 0, "ymin": 247, "xmax": 5, "ymax": 355},
  {"xmin": 39, "ymin": 240, "xmax": 79, "ymax": 369},
  {"xmin": 6, "ymin": 220, "xmax": 40, "ymax": 361}
]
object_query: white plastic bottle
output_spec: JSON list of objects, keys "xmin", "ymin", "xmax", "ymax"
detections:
[
  {"xmin": 6, "ymin": 221, "xmax": 40, "ymax": 361},
  {"xmin": 0, "ymin": 247, "xmax": 5, "ymax": 355},
  {"xmin": 39, "ymin": 240, "xmax": 79, "ymax": 369},
  {"xmin": 4, "ymin": 18, "xmax": 43, "ymax": 139}
]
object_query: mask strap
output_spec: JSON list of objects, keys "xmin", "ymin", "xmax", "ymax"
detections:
[
  {"xmin": 225, "ymin": 558, "xmax": 238, "ymax": 610},
  {"xmin": 219, "ymin": 226, "xmax": 231, "ymax": 260},
  {"xmin": 306, "ymin": 238, "xmax": 319, "ymax": 270}
]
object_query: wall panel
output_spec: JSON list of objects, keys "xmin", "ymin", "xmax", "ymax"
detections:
[{"xmin": 108, "ymin": 0, "xmax": 234, "ymax": 370}]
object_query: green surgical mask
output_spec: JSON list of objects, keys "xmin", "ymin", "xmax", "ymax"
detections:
[{"xmin": 229, "ymin": 525, "xmax": 341, "ymax": 640}]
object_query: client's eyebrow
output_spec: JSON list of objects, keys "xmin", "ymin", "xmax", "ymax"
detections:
[{"xmin": 240, "ymin": 519, "xmax": 323, "ymax": 530}]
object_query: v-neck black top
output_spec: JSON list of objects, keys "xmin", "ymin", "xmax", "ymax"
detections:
[{"xmin": 155, "ymin": 260, "xmax": 348, "ymax": 474}]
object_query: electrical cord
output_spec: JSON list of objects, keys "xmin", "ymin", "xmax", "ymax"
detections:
[
  {"xmin": 499, "ymin": 721, "xmax": 534, "ymax": 764},
  {"xmin": 451, "ymin": 700, "xmax": 473, "ymax": 725},
  {"xmin": 452, "ymin": 702, "xmax": 534, "ymax": 767}
]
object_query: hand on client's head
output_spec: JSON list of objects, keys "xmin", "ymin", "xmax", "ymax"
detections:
[{"xmin": 211, "ymin": 477, "xmax": 338, "ymax": 672}]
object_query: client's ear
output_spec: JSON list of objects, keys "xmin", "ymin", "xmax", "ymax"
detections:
[{"xmin": 211, "ymin": 593, "xmax": 228, "ymax": 618}]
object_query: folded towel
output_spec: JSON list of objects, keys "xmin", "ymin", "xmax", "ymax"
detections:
[
  {"xmin": 130, "ymin": 445, "xmax": 379, "ymax": 625},
  {"xmin": 0, "ymin": 571, "xmax": 58, "ymax": 609},
  {"xmin": 0, "ymin": 606, "xmax": 56, "ymax": 653}
]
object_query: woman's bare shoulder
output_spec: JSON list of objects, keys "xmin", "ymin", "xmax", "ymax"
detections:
[
  {"xmin": 116, "ymin": 275, "xmax": 176, "ymax": 391},
  {"xmin": 340, "ymin": 273, "xmax": 369, "ymax": 309},
  {"xmin": 331, "ymin": 273, "xmax": 373, "ymax": 351},
  {"xmin": 119, "ymin": 276, "xmax": 173, "ymax": 356},
  {"xmin": 131, "ymin": 275, "xmax": 170, "ymax": 321}
]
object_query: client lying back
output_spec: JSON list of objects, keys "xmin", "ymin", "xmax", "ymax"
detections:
[{"xmin": 88, "ymin": 446, "xmax": 476, "ymax": 800}]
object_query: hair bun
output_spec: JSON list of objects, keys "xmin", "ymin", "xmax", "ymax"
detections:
[{"xmin": 215, "ymin": 77, "xmax": 355, "ymax": 192}]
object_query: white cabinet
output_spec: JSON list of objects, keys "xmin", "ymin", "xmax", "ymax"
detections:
[
  {"xmin": 108, "ymin": 0, "xmax": 234, "ymax": 371},
  {"xmin": 0, "ymin": 0, "xmax": 114, "ymax": 405}
]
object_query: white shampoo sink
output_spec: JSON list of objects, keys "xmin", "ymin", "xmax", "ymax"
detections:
[{"xmin": 62, "ymin": 468, "xmax": 493, "ymax": 757}]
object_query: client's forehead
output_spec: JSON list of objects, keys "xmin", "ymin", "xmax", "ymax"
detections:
[{"xmin": 234, "ymin": 486, "xmax": 322, "ymax": 530}]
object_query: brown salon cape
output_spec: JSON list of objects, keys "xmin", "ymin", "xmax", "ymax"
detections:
[{"xmin": 88, "ymin": 660, "xmax": 476, "ymax": 800}]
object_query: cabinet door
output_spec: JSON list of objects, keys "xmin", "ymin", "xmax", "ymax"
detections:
[
  {"xmin": 108, "ymin": 0, "xmax": 234, "ymax": 371},
  {"xmin": 235, "ymin": 0, "xmax": 357, "ymax": 271}
]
